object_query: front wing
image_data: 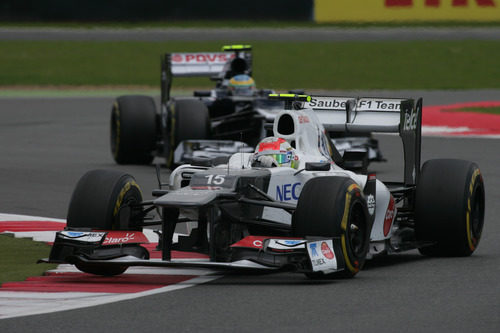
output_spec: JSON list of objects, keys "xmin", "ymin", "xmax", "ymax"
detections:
[{"xmin": 41, "ymin": 231, "xmax": 345, "ymax": 275}]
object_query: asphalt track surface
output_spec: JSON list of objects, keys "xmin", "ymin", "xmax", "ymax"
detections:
[
  {"xmin": 0, "ymin": 92, "xmax": 499, "ymax": 332},
  {"xmin": 1, "ymin": 27, "xmax": 500, "ymax": 41}
]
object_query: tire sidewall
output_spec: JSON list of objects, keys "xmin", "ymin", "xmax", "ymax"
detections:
[
  {"xmin": 165, "ymin": 99, "xmax": 210, "ymax": 168},
  {"xmin": 108, "ymin": 175, "xmax": 143, "ymax": 231},
  {"xmin": 293, "ymin": 177, "xmax": 370, "ymax": 277},
  {"xmin": 67, "ymin": 170, "xmax": 143, "ymax": 231},
  {"xmin": 111, "ymin": 95, "xmax": 157, "ymax": 164},
  {"xmin": 415, "ymin": 159, "xmax": 485, "ymax": 256}
]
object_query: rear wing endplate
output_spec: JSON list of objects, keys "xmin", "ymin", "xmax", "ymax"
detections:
[{"xmin": 304, "ymin": 96, "xmax": 422, "ymax": 186}]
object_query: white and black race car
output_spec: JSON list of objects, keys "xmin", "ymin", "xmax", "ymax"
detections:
[
  {"xmin": 43, "ymin": 94, "xmax": 485, "ymax": 278},
  {"xmin": 110, "ymin": 45, "xmax": 384, "ymax": 172}
]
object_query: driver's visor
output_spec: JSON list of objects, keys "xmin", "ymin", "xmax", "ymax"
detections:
[
  {"xmin": 274, "ymin": 153, "xmax": 291, "ymax": 164},
  {"xmin": 254, "ymin": 151, "xmax": 291, "ymax": 165}
]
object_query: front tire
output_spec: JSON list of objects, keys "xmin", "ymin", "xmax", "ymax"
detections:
[
  {"xmin": 293, "ymin": 177, "xmax": 370, "ymax": 278},
  {"xmin": 67, "ymin": 169, "xmax": 146, "ymax": 276},
  {"xmin": 415, "ymin": 159, "xmax": 485, "ymax": 256},
  {"xmin": 67, "ymin": 169, "xmax": 143, "ymax": 231}
]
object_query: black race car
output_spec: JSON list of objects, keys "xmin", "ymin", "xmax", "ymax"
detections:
[
  {"xmin": 110, "ymin": 45, "xmax": 384, "ymax": 172},
  {"xmin": 111, "ymin": 45, "xmax": 279, "ymax": 168}
]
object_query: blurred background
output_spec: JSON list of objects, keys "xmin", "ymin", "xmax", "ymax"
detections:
[{"xmin": 0, "ymin": 0, "xmax": 499, "ymax": 94}]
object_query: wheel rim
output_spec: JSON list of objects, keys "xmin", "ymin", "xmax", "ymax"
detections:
[{"xmin": 347, "ymin": 203, "xmax": 367, "ymax": 257}]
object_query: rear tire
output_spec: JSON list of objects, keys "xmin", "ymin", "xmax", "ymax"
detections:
[
  {"xmin": 111, "ymin": 95, "xmax": 157, "ymax": 165},
  {"xmin": 165, "ymin": 99, "xmax": 210, "ymax": 168},
  {"xmin": 67, "ymin": 169, "xmax": 143, "ymax": 231},
  {"xmin": 293, "ymin": 177, "xmax": 370, "ymax": 278},
  {"xmin": 415, "ymin": 159, "xmax": 485, "ymax": 257}
]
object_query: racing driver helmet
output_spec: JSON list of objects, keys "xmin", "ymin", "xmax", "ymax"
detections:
[
  {"xmin": 227, "ymin": 74, "xmax": 256, "ymax": 96},
  {"xmin": 251, "ymin": 137, "xmax": 299, "ymax": 169}
]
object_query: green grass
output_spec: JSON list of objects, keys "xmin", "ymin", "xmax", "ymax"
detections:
[
  {"xmin": 447, "ymin": 106, "xmax": 500, "ymax": 115},
  {"xmin": 2, "ymin": 40, "xmax": 500, "ymax": 90},
  {"xmin": 0, "ymin": 234, "xmax": 57, "ymax": 284}
]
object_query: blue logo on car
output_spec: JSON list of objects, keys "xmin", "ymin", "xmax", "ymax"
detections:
[
  {"xmin": 276, "ymin": 182, "xmax": 301, "ymax": 201},
  {"xmin": 282, "ymin": 240, "xmax": 302, "ymax": 246},
  {"xmin": 66, "ymin": 231, "xmax": 85, "ymax": 237},
  {"xmin": 309, "ymin": 243, "xmax": 319, "ymax": 257}
]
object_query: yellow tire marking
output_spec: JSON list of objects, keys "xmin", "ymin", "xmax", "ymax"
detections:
[
  {"xmin": 113, "ymin": 180, "xmax": 141, "ymax": 217},
  {"xmin": 466, "ymin": 168, "xmax": 481, "ymax": 251},
  {"xmin": 340, "ymin": 183, "xmax": 360, "ymax": 274}
]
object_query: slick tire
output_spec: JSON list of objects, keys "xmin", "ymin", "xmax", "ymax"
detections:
[
  {"xmin": 164, "ymin": 99, "xmax": 210, "ymax": 168},
  {"xmin": 292, "ymin": 177, "xmax": 370, "ymax": 278},
  {"xmin": 66, "ymin": 169, "xmax": 143, "ymax": 231},
  {"xmin": 415, "ymin": 159, "xmax": 485, "ymax": 257},
  {"xmin": 111, "ymin": 95, "xmax": 157, "ymax": 165}
]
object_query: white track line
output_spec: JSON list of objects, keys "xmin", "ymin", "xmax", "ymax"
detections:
[
  {"xmin": 0, "ymin": 274, "xmax": 221, "ymax": 319},
  {"xmin": 0, "ymin": 213, "xmax": 221, "ymax": 319},
  {"xmin": 0, "ymin": 213, "xmax": 66, "ymax": 222}
]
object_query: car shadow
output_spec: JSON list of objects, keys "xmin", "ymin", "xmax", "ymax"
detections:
[
  {"xmin": 201, "ymin": 253, "xmax": 432, "ymax": 286},
  {"xmin": 362, "ymin": 252, "xmax": 427, "ymax": 270}
]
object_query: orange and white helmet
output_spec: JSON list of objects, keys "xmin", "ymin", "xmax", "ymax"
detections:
[{"xmin": 251, "ymin": 137, "xmax": 299, "ymax": 169}]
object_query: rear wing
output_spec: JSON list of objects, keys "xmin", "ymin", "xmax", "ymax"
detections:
[
  {"xmin": 304, "ymin": 95, "xmax": 423, "ymax": 186},
  {"xmin": 160, "ymin": 45, "xmax": 253, "ymax": 103},
  {"xmin": 305, "ymin": 96, "xmax": 410, "ymax": 133}
]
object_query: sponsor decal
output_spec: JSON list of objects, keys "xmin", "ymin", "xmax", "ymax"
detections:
[
  {"xmin": 103, "ymin": 231, "xmax": 149, "ymax": 245},
  {"xmin": 60, "ymin": 231, "xmax": 106, "ymax": 243},
  {"xmin": 279, "ymin": 240, "xmax": 304, "ymax": 246},
  {"xmin": 321, "ymin": 241, "xmax": 335, "ymax": 259},
  {"xmin": 383, "ymin": 196, "xmax": 396, "ymax": 237},
  {"xmin": 367, "ymin": 194, "xmax": 376, "ymax": 216},
  {"xmin": 310, "ymin": 243, "xmax": 319, "ymax": 256},
  {"xmin": 403, "ymin": 108, "xmax": 418, "ymax": 131},
  {"xmin": 307, "ymin": 97, "xmax": 348, "ymax": 110},
  {"xmin": 171, "ymin": 54, "xmax": 183, "ymax": 62},
  {"xmin": 386, "ymin": 0, "xmax": 495, "ymax": 7},
  {"xmin": 357, "ymin": 99, "xmax": 401, "ymax": 112},
  {"xmin": 171, "ymin": 53, "xmax": 235, "ymax": 64},
  {"xmin": 307, "ymin": 240, "xmax": 337, "ymax": 272},
  {"xmin": 231, "ymin": 236, "xmax": 305, "ymax": 249},
  {"xmin": 266, "ymin": 239, "xmax": 306, "ymax": 251},
  {"xmin": 230, "ymin": 236, "xmax": 267, "ymax": 249},
  {"xmin": 276, "ymin": 182, "xmax": 301, "ymax": 201},
  {"xmin": 306, "ymin": 97, "xmax": 402, "ymax": 112},
  {"xmin": 315, "ymin": 0, "xmax": 500, "ymax": 23}
]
